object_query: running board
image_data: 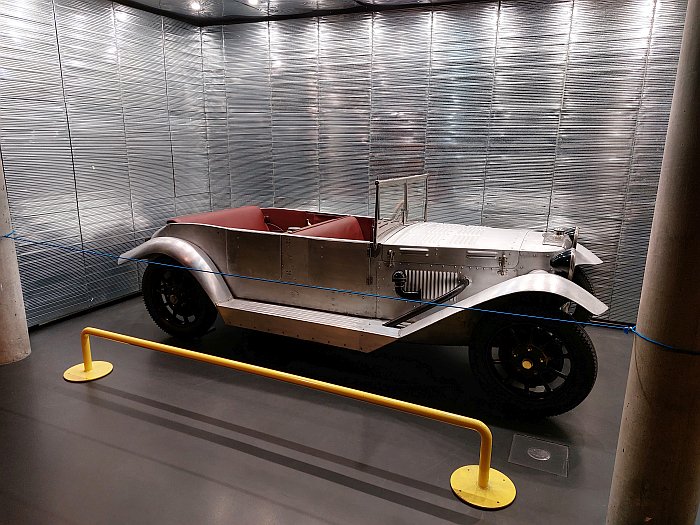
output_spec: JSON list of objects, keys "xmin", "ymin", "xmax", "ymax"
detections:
[{"xmin": 216, "ymin": 299, "xmax": 400, "ymax": 352}]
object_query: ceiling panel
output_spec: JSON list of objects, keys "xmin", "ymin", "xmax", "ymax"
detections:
[{"xmin": 116, "ymin": 0, "xmax": 468, "ymax": 23}]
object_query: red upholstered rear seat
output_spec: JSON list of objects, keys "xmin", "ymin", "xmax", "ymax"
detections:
[
  {"xmin": 291, "ymin": 216, "xmax": 365, "ymax": 241},
  {"xmin": 168, "ymin": 206, "xmax": 269, "ymax": 231}
]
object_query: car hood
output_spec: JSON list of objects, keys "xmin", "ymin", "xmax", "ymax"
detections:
[
  {"xmin": 380, "ymin": 222, "xmax": 528, "ymax": 250},
  {"xmin": 381, "ymin": 222, "xmax": 569, "ymax": 253}
]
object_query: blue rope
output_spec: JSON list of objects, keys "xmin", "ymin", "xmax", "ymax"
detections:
[
  {"xmin": 627, "ymin": 326, "xmax": 697, "ymax": 356},
  {"xmin": 2, "ymin": 230, "xmax": 696, "ymax": 354}
]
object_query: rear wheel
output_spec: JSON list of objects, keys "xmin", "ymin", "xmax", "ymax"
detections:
[
  {"xmin": 469, "ymin": 305, "xmax": 597, "ymax": 417},
  {"xmin": 142, "ymin": 256, "xmax": 218, "ymax": 339}
]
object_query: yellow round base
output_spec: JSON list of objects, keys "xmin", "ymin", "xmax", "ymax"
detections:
[
  {"xmin": 450, "ymin": 466, "xmax": 516, "ymax": 510},
  {"xmin": 63, "ymin": 361, "xmax": 113, "ymax": 382}
]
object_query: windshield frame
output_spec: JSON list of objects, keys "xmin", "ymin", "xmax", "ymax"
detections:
[{"xmin": 372, "ymin": 173, "xmax": 429, "ymax": 248}]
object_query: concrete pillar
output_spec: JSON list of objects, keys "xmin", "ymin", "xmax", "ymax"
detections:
[
  {"xmin": 0, "ymin": 149, "xmax": 31, "ymax": 364},
  {"xmin": 606, "ymin": 0, "xmax": 700, "ymax": 522}
]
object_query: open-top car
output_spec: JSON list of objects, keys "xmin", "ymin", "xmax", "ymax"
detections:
[{"xmin": 120, "ymin": 174, "xmax": 607, "ymax": 417}]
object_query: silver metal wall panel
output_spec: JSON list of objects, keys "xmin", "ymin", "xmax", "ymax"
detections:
[
  {"xmin": 202, "ymin": 26, "xmax": 231, "ymax": 210},
  {"xmin": 1, "ymin": 0, "xmax": 214, "ymax": 325},
  {"xmin": 426, "ymin": 3, "xmax": 497, "ymax": 225},
  {"xmin": 608, "ymin": 0, "xmax": 686, "ymax": 321},
  {"xmin": 207, "ymin": 0, "xmax": 684, "ymax": 322},
  {"xmin": 222, "ymin": 23, "xmax": 274, "ymax": 207},
  {"xmin": 548, "ymin": 0, "xmax": 656, "ymax": 316},
  {"xmin": 0, "ymin": 0, "xmax": 89, "ymax": 325},
  {"xmin": 269, "ymin": 19, "xmax": 320, "ymax": 210},
  {"xmin": 318, "ymin": 14, "xmax": 372, "ymax": 215},
  {"xmin": 483, "ymin": 1, "xmax": 571, "ymax": 231},
  {"xmin": 54, "ymin": 0, "xmax": 139, "ymax": 304},
  {"xmin": 164, "ymin": 19, "xmax": 211, "ymax": 215},
  {"xmin": 114, "ymin": 4, "xmax": 177, "ymax": 239},
  {"xmin": 370, "ymin": 11, "xmax": 431, "ymax": 182},
  {"xmin": 0, "ymin": 0, "xmax": 689, "ymax": 325}
]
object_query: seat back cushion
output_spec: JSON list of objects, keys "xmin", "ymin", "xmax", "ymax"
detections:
[
  {"xmin": 291, "ymin": 216, "xmax": 365, "ymax": 241},
  {"xmin": 169, "ymin": 206, "xmax": 269, "ymax": 231}
]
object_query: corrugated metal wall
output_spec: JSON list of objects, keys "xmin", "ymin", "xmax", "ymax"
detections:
[
  {"xmin": 215, "ymin": 0, "xmax": 687, "ymax": 322},
  {"xmin": 0, "ymin": 0, "xmax": 688, "ymax": 326},
  {"xmin": 0, "ymin": 0, "xmax": 214, "ymax": 325}
]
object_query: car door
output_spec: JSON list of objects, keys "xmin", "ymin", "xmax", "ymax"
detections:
[{"xmin": 279, "ymin": 233, "xmax": 376, "ymax": 317}]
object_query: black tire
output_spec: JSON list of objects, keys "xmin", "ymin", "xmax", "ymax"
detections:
[
  {"xmin": 142, "ymin": 256, "xmax": 218, "ymax": 339},
  {"xmin": 469, "ymin": 305, "xmax": 597, "ymax": 417},
  {"xmin": 564, "ymin": 267, "xmax": 596, "ymax": 322}
]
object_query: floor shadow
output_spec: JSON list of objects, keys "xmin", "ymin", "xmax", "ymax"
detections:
[{"xmin": 151, "ymin": 320, "xmax": 570, "ymax": 440}]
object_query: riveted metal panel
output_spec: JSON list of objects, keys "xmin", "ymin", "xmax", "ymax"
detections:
[{"xmin": 280, "ymin": 234, "xmax": 376, "ymax": 317}]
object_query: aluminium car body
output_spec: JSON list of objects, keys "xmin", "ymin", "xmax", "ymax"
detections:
[{"xmin": 120, "ymin": 174, "xmax": 607, "ymax": 417}]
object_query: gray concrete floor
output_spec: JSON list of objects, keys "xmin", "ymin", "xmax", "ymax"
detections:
[{"xmin": 0, "ymin": 296, "xmax": 686, "ymax": 524}]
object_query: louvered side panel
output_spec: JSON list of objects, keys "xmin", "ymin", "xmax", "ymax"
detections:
[
  {"xmin": 0, "ymin": 0, "xmax": 89, "ymax": 325},
  {"xmin": 404, "ymin": 270, "xmax": 460, "ymax": 302}
]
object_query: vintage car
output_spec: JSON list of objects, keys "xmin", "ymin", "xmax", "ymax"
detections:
[{"xmin": 120, "ymin": 174, "xmax": 607, "ymax": 417}]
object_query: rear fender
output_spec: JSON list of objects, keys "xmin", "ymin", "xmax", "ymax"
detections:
[{"xmin": 119, "ymin": 237, "xmax": 233, "ymax": 305}]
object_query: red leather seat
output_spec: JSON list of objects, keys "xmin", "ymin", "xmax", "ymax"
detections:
[
  {"xmin": 291, "ymin": 216, "xmax": 365, "ymax": 241},
  {"xmin": 169, "ymin": 206, "xmax": 269, "ymax": 231}
]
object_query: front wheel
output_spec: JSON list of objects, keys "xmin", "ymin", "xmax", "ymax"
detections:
[
  {"xmin": 469, "ymin": 306, "xmax": 597, "ymax": 418},
  {"xmin": 142, "ymin": 256, "xmax": 218, "ymax": 339}
]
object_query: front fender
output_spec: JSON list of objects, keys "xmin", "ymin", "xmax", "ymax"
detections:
[
  {"xmin": 401, "ymin": 271, "xmax": 607, "ymax": 338},
  {"xmin": 119, "ymin": 237, "xmax": 233, "ymax": 305},
  {"xmin": 465, "ymin": 272, "xmax": 608, "ymax": 315},
  {"xmin": 574, "ymin": 243, "xmax": 603, "ymax": 266}
]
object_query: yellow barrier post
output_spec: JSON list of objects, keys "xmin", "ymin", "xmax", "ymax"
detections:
[
  {"xmin": 63, "ymin": 330, "xmax": 113, "ymax": 382},
  {"xmin": 64, "ymin": 327, "xmax": 516, "ymax": 509}
]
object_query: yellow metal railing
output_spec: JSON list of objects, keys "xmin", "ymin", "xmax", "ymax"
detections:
[{"xmin": 64, "ymin": 326, "xmax": 516, "ymax": 509}]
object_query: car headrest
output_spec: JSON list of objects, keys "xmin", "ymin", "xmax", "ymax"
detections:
[{"xmin": 291, "ymin": 216, "xmax": 365, "ymax": 241}]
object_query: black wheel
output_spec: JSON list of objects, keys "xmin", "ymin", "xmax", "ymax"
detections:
[
  {"xmin": 469, "ymin": 306, "xmax": 597, "ymax": 417},
  {"xmin": 142, "ymin": 256, "xmax": 218, "ymax": 339},
  {"xmin": 564, "ymin": 267, "xmax": 595, "ymax": 322}
]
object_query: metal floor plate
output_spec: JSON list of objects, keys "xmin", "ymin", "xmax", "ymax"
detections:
[{"xmin": 508, "ymin": 433, "xmax": 569, "ymax": 477}]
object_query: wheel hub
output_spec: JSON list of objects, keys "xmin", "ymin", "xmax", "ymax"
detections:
[{"xmin": 502, "ymin": 342, "xmax": 554, "ymax": 386}]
